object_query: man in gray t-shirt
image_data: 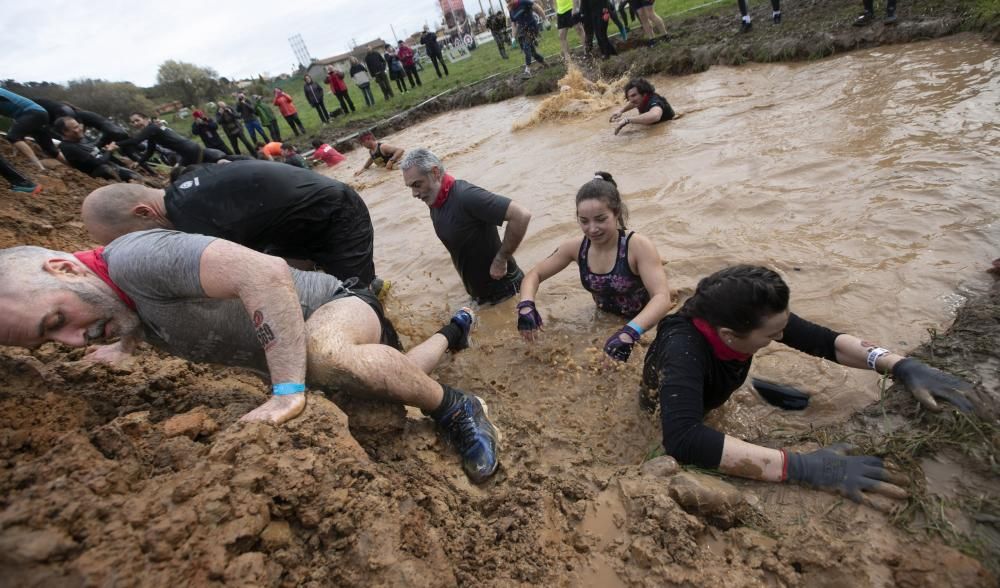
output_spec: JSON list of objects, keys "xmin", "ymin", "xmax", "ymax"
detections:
[
  {"xmin": 0, "ymin": 230, "xmax": 500, "ymax": 484},
  {"xmin": 400, "ymin": 148, "xmax": 532, "ymax": 305}
]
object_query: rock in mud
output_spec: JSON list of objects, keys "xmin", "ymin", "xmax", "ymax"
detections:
[
  {"xmin": 667, "ymin": 472, "xmax": 757, "ymax": 530},
  {"xmin": 640, "ymin": 455, "xmax": 680, "ymax": 478}
]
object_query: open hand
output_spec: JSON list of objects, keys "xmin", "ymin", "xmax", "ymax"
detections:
[
  {"xmin": 785, "ymin": 443, "xmax": 908, "ymax": 503},
  {"xmin": 892, "ymin": 358, "xmax": 974, "ymax": 412}
]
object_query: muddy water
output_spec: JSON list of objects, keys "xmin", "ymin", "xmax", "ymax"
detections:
[{"xmin": 325, "ymin": 35, "xmax": 999, "ymax": 466}]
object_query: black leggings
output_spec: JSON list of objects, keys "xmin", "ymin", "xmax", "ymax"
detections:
[
  {"xmin": 0, "ymin": 154, "xmax": 32, "ymax": 187},
  {"xmin": 429, "ymin": 52, "xmax": 449, "ymax": 77},
  {"xmin": 862, "ymin": 0, "xmax": 895, "ymax": 12},
  {"xmin": 226, "ymin": 131, "xmax": 255, "ymax": 155},
  {"xmin": 313, "ymin": 101, "xmax": 330, "ymax": 123},
  {"xmin": 335, "ymin": 91, "xmax": 355, "ymax": 113}
]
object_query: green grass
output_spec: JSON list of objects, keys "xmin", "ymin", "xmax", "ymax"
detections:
[{"xmin": 165, "ymin": 0, "xmax": 730, "ymax": 143}]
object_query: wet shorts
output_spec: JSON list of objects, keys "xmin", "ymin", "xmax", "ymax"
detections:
[
  {"xmin": 6, "ymin": 109, "xmax": 48, "ymax": 143},
  {"xmin": 557, "ymin": 10, "xmax": 579, "ymax": 29}
]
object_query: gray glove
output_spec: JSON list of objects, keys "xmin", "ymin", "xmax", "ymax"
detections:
[
  {"xmin": 892, "ymin": 358, "xmax": 973, "ymax": 412},
  {"xmin": 784, "ymin": 444, "xmax": 906, "ymax": 502}
]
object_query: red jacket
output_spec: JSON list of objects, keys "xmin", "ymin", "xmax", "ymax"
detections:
[
  {"xmin": 397, "ymin": 44, "xmax": 416, "ymax": 68},
  {"xmin": 325, "ymin": 71, "xmax": 348, "ymax": 93},
  {"xmin": 273, "ymin": 91, "xmax": 297, "ymax": 116}
]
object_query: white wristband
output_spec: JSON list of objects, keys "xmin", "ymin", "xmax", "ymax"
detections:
[{"xmin": 866, "ymin": 347, "xmax": 891, "ymax": 371}]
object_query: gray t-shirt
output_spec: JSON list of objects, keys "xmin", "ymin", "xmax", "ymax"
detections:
[
  {"xmin": 428, "ymin": 179, "xmax": 520, "ymax": 301},
  {"xmin": 103, "ymin": 229, "xmax": 348, "ymax": 373}
]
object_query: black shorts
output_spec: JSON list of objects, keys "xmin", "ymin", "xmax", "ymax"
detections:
[
  {"xmin": 6, "ymin": 109, "xmax": 48, "ymax": 143},
  {"xmin": 557, "ymin": 10, "xmax": 578, "ymax": 29}
]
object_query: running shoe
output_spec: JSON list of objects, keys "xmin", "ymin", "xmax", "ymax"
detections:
[
  {"xmin": 772, "ymin": 12, "xmax": 782, "ymax": 24},
  {"xmin": 884, "ymin": 12, "xmax": 897, "ymax": 24},
  {"xmin": 449, "ymin": 307, "xmax": 475, "ymax": 351},
  {"xmin": 522, "ymin": 66, "xmax": 533, "ymax": 79},
  {"xmin": 853, "ymin": 12, "xmax": 874, "ymax": 26},
  {"xmin": 12, "ymin": 183, "xmax": 41, "ymax": 194},
  {"xmin": 740, "ymin": 20, "xmax": 753, "ymax": 33},
  {"xmin": 436, "ymin": 392, "xmax": 499, "ymax": 483}
]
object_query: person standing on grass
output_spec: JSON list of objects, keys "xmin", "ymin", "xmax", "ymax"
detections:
[
  {"xmin": 397, "ymin": 41, "xmax": 422, "ymax": 88},
  {"xmin": 273, "ymin": 89, "xmax": 306, "ymax": 136},
  {"xmin": 303, "ymin": 75, "xmax": 331, "ymax": 124},
  {"xmin": 365, "ymin": 46, "xmax": 394, "ymax": 101},
  {"xmin": 737, "ymin": 0, "xmax": 782, "ymax": 32},
  {"xmin": 236, "ymin": 93, "xmax": 270, "ymax": 144},
  {"xmin": 555, "ymin": 0, "xmax": 585, "ymax": 63},
  {"xmin": 325, "ymin": 66, "xmax": 356, "ymax": 114},
  {"xmin": 853, "ymin": 0, "xmax": 896, "ymax": 26},
  {"xmin": 215, "ymin": 101, "xmax": 255, "ymax": 155},
  {"xmin": 509, "ymin": 0, "xmax": 548, "ymax": 78},
  {"xmin": 254, "ymin": 95, "xmax": 282, "ymax": 142},
  {"xmin": 580, "ymin": 0, "xmax": 618, "ymax": 58},
  {"xmin": 350, "ymin": 57, "xmax": 376, "ymax": 107},
  {"xmin": 384, "ymin": 45, "xmax": 408, "ymax": 95},
  {"xmin": 487, "ymin": 10, "xmax": 511, "ymax": 60},
  {"xmin": 629, "ymin": 0, "xmax": 666, "ymax": 43},
  {"xmin": 190, "ymin": 110, "xmax": 231, "ymax": 154},
  {"xmin": 421, "ymin": 26, "xmax": 449, "ymax": 78}
]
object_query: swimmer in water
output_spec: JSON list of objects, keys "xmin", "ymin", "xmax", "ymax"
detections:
[
  {"xmin": 609, "ymin": 78, "xmax": 675, "ymax": 135},
  {"xmin": 517, "ymin": 172, "xmax": 673, "ymax": 362},
  {"xmin": 642, "ymin": 264, "xmax": 975, "ymax": 503},
  {"xmin": 355, "ymin": 132, "xmax": 405, "ymax": 176}
]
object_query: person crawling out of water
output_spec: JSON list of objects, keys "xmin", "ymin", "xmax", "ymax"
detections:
[
  {"xmin": 641, "ymin": 264, "xmax": 975, "ymax": 504},
  {"xmin": 609, "ymin": 78, "xmax": 675, "ymax": 136}
]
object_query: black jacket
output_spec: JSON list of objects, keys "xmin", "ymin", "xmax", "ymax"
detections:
[{"xmin": 364, "ymin": 51, "xmax": 387, "ymax": 75}]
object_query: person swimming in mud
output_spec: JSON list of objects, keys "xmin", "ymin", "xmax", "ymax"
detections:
[
  {"xmin": 516, "ymin": 172, "xmax": 673, "ymax": 362},
  {"xmin": 642, "ymin": 264, "xmax": 975, "ymax": 503},
  {"xmin": 0, "ymin": 232, "xmax": 500, "ymax": 483},
  {"xmin": 609, "ymin": 78, "xmax": 675, "ymax": 135},
  {"xmin": 354, "ymin": 132, "xmax": 405, "ymax": 176}
]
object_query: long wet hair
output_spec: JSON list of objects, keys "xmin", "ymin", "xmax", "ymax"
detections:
[
  {"xmin": 576, "ymin": 171, "xmax": 629, "ymax": 230},
  {"xmin": 680, "ymin": 265, "xmax": 789, "ymax": 334}
]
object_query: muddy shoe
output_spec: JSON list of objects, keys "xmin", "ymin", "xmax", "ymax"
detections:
[
  {"xmin": 884, "ymin": 12, "xmax": 897, "ymax": 24},
  {"xmin": 772, "ymin": 11, "xmax": 782, "ymax": 24},
  {"xmin": 449, "ymin": 307, "xmax": 475, "ymax": 351},
  {"xmin": 739, "ymin": 20, "xmax": 753, "ymax": 33},
  {"xmin": 436, "ymin": 391, "xmax": 499, "ymax": 483},
  {"xmin": 12, "ymin": 183, "xmax": 41, "ymax": 194},
  {"xmin": 521, "ymin": 66, "xmax": 533, "ymax": 79},
  {"xmin": 853, "ymin": 11, "xmax": 874, "ymax": 26}
]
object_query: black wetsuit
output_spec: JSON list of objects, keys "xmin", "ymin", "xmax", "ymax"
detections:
[
  {"xmin": 642, "ymin": 312, "xmax": 841, "ymax": 468},
  {"xmin": 59, "ymin": 139, "xmax": 141, "ymax": 182},
  {"xmin": 638, "ymin": 93, "xmax": 675, "ymax": 122},
  {"xmin": 117, "ymin": 122, "xmax": 226, "ymax": 166},
  {"xmin": 166, "ymin": 160, "xmax": 376, "ymax": 286}
]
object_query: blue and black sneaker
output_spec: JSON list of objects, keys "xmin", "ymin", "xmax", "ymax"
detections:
[
  {"xmin": 436, "ymin": 392, "xmax": 499, "ymax": 483},
  {"xmin": 449, "ymin": 306, "xmax": 475, "ymax": 351}
]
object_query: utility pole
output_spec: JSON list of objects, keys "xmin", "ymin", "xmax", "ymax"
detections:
[{"xmin": 390, "ymin": 23, "xmax": 398, "ymax": 43}]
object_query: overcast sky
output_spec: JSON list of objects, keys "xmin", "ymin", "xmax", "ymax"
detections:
[{"xmin": 3, "ymin": 0, "xmax": 499, "ymax": 87}]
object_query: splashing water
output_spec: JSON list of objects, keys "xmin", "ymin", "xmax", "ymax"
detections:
[{"xmin": 513, "ymin": 67, "xmax": 629, "ymax": 130}]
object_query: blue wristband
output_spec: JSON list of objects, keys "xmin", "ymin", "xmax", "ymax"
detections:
[
  {"xmin": 626, "ymin": 321, "xmax": 644, "ymax": 336},
  {"xmin": 272, "ymin": 382, "xmax": 306, "ymax": 396}
]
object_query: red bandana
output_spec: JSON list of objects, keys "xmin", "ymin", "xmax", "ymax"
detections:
[
  {"xmin": 692, "ymin": 318, "xmax": 751, "ymax": 362},
  {"xmin": 72, "ymin": 248, "xmax": 137, "ymax": 310},
  {"xmin": 639, "ymin": 94, "xmax": 652, "ymax": 112},
  {"xmin": 430, "ymin": 174, "xmax": 455, "ymax": 209}
]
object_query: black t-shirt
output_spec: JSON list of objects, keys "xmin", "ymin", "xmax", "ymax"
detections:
[
  {"xmin": 58, "ymin": 140, "xmax": 114, "ymax": 175},
  {"xmin": 642, "ymin": 313, "xmax": 841, "ymax": 469},
  {"xmin": 429, "ymin": 179, "xmax": 519, "ymax": 301},
  {"xmin": 165, "ymin": 160, "xmax": 372, "ymax": 273},
  {"xmin": 638, "ymin": 93, "xmax": 675, "ymax": 122}
]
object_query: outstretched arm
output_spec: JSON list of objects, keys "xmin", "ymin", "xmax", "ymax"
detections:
[
  {"xmin": 613, "ymin": 106, "xmax": 663, "ymax": 135},
  {"xmin": 609, "ymin": 101, "xmax": 637, "ymax": 122},
  {"xmin": 354, "ymin": 156, "xmax": 375, "ymax": 176},
  {"xmin": 199, "ymin": 239, "xmax": 308, "ymax": 424},
  {"xmin": 517, "ymin": 238, "xmax": 579, "ymax": 341}
]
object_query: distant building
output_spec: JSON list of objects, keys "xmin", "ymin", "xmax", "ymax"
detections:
[
  {"xmin": 306, "ymin": 38, "xmax": 389, "ymax": 82},
  {"xmin": 439, "ymin": 0, "xmax": 468, "ymax": 29}
]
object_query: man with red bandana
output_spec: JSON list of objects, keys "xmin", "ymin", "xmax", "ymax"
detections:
[
  {"xmin": 399, "ymin": 148, "xmax": 532, "ymax": 305},
  {"xmin": 609, "ymin": 77, "xmax": 676, "ymax": 135}
]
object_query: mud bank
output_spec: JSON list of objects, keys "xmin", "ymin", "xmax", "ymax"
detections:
[{"xmin": 314, "ymin": 0, "xmax": 999, "ymax": 155}]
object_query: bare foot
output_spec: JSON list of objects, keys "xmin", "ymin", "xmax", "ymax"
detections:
[{"xmin": 240, "ymin": 394, "xmax": 307, "ymax": 425}]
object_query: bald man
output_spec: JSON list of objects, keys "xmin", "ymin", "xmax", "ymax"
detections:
[{"xmin": 82, "ymin": 160, "xmax": 378, "ymax": 288}]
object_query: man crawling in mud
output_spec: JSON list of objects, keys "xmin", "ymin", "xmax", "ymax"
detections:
[
  {"xmin": 0, "ymin": 230, "xmax": 500, "ymax": 483},
  {"xmin": 609, "ymin": 78, "xmax": 676, "ymax": 136}
]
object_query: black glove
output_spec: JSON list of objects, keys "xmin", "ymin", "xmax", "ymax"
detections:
[
  {"xmin": 516, "ymin": 300, "xmax": 543, "ymax": 332},
  {"xmin": 892, "ymin": 358, "xmax": 973, "ymax": 412},
  {"xmin": 603, "ymin": 324, "xmax": 641, "ymax": 362},
  {"xmin": 784, "ymin": 444, "xmax": 905, "ymax": 502}
]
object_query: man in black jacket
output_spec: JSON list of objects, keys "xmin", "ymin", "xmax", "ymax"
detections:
[
  {"xmin": 215, "ymin": 101, "xmax": 255, "ymax": 155},
  {"xmin": 190, "ymin": 110, "xmax": 232, "ymax": 154},
  {"xmin": 420, "ymin": 26, "xmax": 449, "ymax": 78},
  {"xmin": 364, "ymin": 47, "xmax": 394, "ymax": 100},
  {"xmin": 54, "ymin": 116, "xmax": 144, "ymax": 182}
]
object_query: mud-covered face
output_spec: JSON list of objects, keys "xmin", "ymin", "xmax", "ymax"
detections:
[
  {"xmin": 403, "ymin": 166, "xmax": 443, "ymax": 207},
  {"xmin": 576, "ymin": 198, "xmax": 619, "ymax": 245},
  {"xmin": 0, "ymin": 262, "xmax": 139, "ymax": 349}
]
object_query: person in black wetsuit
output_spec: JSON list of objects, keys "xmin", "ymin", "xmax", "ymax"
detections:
[
  {"xmin": 53, "ymin": 116, "xmax": 143, "ymax": 183},
  {"xmin": 80, "ymin": 159, "xmax": 378, "ymax": 288},
  {"xmin": 114, "ymin": 112, "xmax": 228, "ymax": 167},
  {"xmin": 517, "ymin": 172, "xmax": 672, "ymax": 362},
  {"xmin": 608, "ymin": 78, "xmax": 675, "ymax": 135},
  {"xmin": 642, "ymin": 264, "xmax": 975, "ymax": 503}
]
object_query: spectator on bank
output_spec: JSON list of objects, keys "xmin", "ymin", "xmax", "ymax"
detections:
[
  {"xmin": 365, "ymin": 46, "xmax": 394, "ymax": 101},
  {"xmin": 853, "ymin": 0, "xmax": 895, "ymax": 26},
  {"xmin": 273, "ymin": 89, "xmax": 306, "ymax": 136},
  {"xmin": 254, "ymin": 95, "xmax": 282, "ymax": 142},
  {"xmin": 487, "ymin": 10, "xmax": 511, "ymax": 60},
  {"xmin": 303, "ymin": 74, "xmax": 331, "ymax": 124},
  {"xmin": 397, "ymin": 41, "xmax": 422, "ymax": 88},
  {"xmin": 325, "ymin": 66, "xmax": 356, "ymax": 114},
  {"xmin": 421, "ymin": 26, "xmax": 450, "ymax": 78},
  {"xmin": 737, "ymin": 0, "xmax": 782, "ymax": 31},
  {"xmin": 215, "ymin": 101, "xmax": 255, "ymax": 155},
  {"xmin": 580, "ymin": 0, "xmax": 618, "ymax": 58},
  {"xmin": 236, "ymin": 93, "xmax": 270, "ymax": 144},
  {"xmin": 349, "ymin": 58, "xmax": 376, "ymax": 107},
  {"xmin": 190, "ymin": 110, "xmax": 231, "ymax": 154},
  {"xmin": 509, "ymin": 0, "xmax": 549, "ymax": 78},
  {"xmin": 384, "ymin": 45, "xmax": 408, "ymax": 94}
]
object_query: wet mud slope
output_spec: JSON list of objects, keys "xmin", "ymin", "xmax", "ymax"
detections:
[{"xmin": 1, "ymin": 139, "xmax": 997, "ymax": 586}]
